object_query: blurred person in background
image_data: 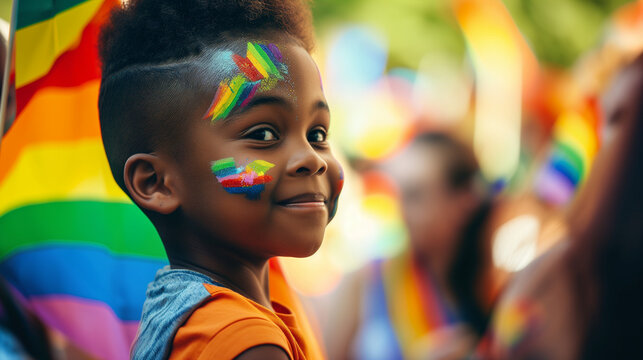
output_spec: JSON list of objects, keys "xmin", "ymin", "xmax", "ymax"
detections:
[
  {"xmin": 0, "ymin": 276, "xmax": 52, "ymax": 359},
  {"xmin": 0, "ymin": 30, "xmax": 15, "ymax": 136},
  {"xmin": 478, "ymin": 52, "xmax": 643, "ymax": 359},
  {"xmin": 321, "ymin": 132, "xmax": 499, "ymax": 359}
]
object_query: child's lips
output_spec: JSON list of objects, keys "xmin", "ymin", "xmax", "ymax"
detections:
[{"xmin": 277, "ymin": 193, "xmax": 327, "ymax": 208}]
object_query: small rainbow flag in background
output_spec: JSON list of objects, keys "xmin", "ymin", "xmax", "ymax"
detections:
[
  {"xmin": 0, "ymin": 0, "xmax": 167, "ymax": 358},
  {"xmin": 535, "ymin": 105, "xmax": 599, "ymax": 205}
]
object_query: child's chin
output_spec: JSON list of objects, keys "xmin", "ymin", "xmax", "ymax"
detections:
[{"xmin": 283, "ymin": 236, "xmax": 324, "ymax": 258}]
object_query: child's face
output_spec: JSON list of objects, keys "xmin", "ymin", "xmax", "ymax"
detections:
[{"xmin": 167, "ymin": 41, "xmax": 342, "ymax": 259}]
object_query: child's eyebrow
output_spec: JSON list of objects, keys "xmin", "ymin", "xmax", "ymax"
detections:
[
  {"xmin": 220, "ymin": 97, "xmax": 330, "ymax": 123},
  {"xmin": 313, "ymin": 100, "xmax": 330, "ymax": 115}
]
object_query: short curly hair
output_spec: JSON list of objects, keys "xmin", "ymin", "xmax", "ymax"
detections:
[
  {"xmin": 98, "ymin": 0, "xmax": 314, "ymax": 193},
  {"xmin": 99, "ymin": 0, "xmax": 314, "ymax": 77}
]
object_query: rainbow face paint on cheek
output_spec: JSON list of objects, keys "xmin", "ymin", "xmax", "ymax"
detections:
[
  {"xmin": 211, "ymin": 157, "xmax": 275, "ymax": 200},
  {"xmin": 204, "ymin": 42, "xmax": 288, "ymax": 122}
]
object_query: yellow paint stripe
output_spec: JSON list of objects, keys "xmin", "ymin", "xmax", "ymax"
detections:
[
  {"xmin": 15, "ymin": 0, "xmax": 102, "ymax": 87},
  {"xmin": 213, "ymin": 75, "xmax": 245, "ymax": 118},
  {"xmin": 0, "ymin": 139, "xmax": 130, "ymax": 216},
  {"xmin": 211, "ymin": 83, "xmax": 233, "ymax": 118},
  {"xmin": 247, "ymin": 52, "xmax": 269, "ymax": 78}
]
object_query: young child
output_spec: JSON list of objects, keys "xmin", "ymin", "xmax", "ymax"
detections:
[{"xmin": 97, "ymin": 1, "xmax": 344, "ymax": 359}]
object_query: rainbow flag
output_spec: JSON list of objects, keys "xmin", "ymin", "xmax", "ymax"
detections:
[
  {"xmin": 0, "ymin": 1, "xmax": 167, "ymax": 358},
  {"xmin": 535, "ymin": 106, "xmax": 599, "ymax": 205}
]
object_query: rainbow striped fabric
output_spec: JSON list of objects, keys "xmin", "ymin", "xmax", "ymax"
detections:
[
  {"xmin": 204, "ymin": 42, "xmax": 287, "ymax": 122},
  {"xmin": 357, "ymin": 253, "xmax": 460, "ymax": 359},
  {"xmin": 535, "ymin": 109, "xmax": 599, "ymax": 205},
  {"xmin": 0, "ymin": 1, "xmax": 167, "ymax": 358}
]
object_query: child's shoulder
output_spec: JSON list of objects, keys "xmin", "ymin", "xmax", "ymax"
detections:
[
  {"xmin": 132, "ymin": 266, "xmax": 222, "ymax": 359},
  {"xmin": 170, "ymin": 284, "xmax": 296, "ymax": 359}
]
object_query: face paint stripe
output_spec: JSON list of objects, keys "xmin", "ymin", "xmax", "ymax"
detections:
[
  {"xmin": 236, "ymin": 82, "xmax": 256, "ymax": 108},
  {"xmin": 204, "ymin": 43, "xmax": 288, "ymax": 122},
  {"xmin": 268, "ymin": 43, "xmax": 283, "ymax": 62},
  {"xmin": 211, "ymin": 157, "xmax": 236, "ymax": 173},
  {"xmin": 253, "ymin": 43, "xmax": 282, "ymax": 79},
  {"xmin": 214, "ymin": 75, "xmax": 245, "ymax": 118},
  {"xmin": 247, "ymin": 51, "xmax": 270, "ymax": 79},
  {"xmin": 219, "ymin": 77, "xmax": 250, "ymax": 119},
  {"xmin": 247, "ymin": 42, "xmax": 272, "ymax": 77},
  {"xmin": 211, "ymin": 158, "xmax": 275, "ymax": 200},
  {"xmin": 246, "ymin": 159, "xmax": 275, "ymax": 174},
  {"xmin": 239, "ymin": 82, "xmax": 260, "ymax": 108},
  {"xmin": 211, "ymin": 75, "xmax": 247, "ymax": 120},
  {"xmin": 205, "ymin": 83, "xmax": 227, "ymax": 119},
  {"xmin": 259, "ymin": 44, "xmax": 280, "ymax": 67},
  {"xmin": 209, "ymin": 84, "xmax": 233, "ymax": 120},
  {"xmin": 232, "ymin": 54, "xmax": 264, "ymax": 82}
]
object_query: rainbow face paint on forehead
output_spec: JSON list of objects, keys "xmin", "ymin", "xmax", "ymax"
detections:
[
  {"xmin": 211, "ymin": 157, "xmax": 275, "ymax": 200},
  {"xmin": 203, "ymin": 42, "xmax": 288, "ymax": 122}
]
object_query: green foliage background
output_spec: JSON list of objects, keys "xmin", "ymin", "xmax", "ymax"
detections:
[{"xmin": 312, "ymin": 0, "xmax": 633, "ymax": 69}]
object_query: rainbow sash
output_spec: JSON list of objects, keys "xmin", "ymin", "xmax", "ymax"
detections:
[{"xmin": 356, "ymin": 253, "xmax": 460, "ymax": 359}]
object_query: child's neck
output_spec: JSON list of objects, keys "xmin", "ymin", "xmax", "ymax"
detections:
[{"xmin": 168, "ymin": 244, "xmax": 273, "ymax": 309}]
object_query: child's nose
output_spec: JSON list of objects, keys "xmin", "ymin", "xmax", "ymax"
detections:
[{"xmin": 286, "ymin": 143, "xmax": 327, "ymax": 177}]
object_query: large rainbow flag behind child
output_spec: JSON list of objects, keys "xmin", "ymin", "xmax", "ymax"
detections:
[{"xmin": 0, "ymin": 1, "xmax": 167, "ymax": 358}]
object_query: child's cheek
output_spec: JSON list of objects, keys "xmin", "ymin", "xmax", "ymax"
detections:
[
  {"xmin": 210, "ymin": 157, "xmax": 275, "ymax": 200},
  {"xmin": 329, "ymin": 164, "xmax": 344, "ymax": 220}
]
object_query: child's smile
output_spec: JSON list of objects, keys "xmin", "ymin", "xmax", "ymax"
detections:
[{"xmin": 165, "ymin": 39, "xmax": 343, "ymax": 260}]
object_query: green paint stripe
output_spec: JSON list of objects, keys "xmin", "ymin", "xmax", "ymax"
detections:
[
  {"xmin": 17, "ymin": 0, "xmax": 89, "ymax": 30},
  {"xmin": 211, "ymin": 157, "xmax": 235, "ymax": 172},
  {"xmin": 0, "ymin": 200, "xmax": 166, "ymax": 260},
  {"xmin": 247, "ymin": 42, "xmax": 273, "ymax": 77},
  {"xmin": 254, "ymin": 44, "xmax": 281, "ymax": 78},
  {"xmin": 220, "ymin": 80, "xmax": 249, "ymax": 119}
]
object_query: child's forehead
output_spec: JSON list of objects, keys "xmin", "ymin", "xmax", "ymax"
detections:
[
  {"xmin": 192, "ymin": 38, "xmax": 321, "ymax": 123},
  {"xmin": 198, "ymin": 38, "xmax": 305, "ymax": 71}
]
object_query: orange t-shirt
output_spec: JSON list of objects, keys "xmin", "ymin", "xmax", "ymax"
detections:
[{"xmin": 169, "ymin": 260, "xmax": 324, "ymax": 360}]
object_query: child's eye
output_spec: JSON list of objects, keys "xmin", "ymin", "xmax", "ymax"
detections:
[
  {"xmin": 245, "ymin": 127, "xmax": 279, "ymax": 141},
  {"xmin": 308, "ymin": 128, "xmax": 327, "ymax": 143}
]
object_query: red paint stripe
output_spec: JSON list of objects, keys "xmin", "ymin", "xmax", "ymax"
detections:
[
  {"xmin": 232, "ymin": 54, "xmax": 263, "ymax": 82},
  {"xmin": 204, "ymin": 83, "xmax": 226, "ymax": 119},
  {"xmin": 220, "ymin": 174, "xmax": 272, "ymax": 187}
]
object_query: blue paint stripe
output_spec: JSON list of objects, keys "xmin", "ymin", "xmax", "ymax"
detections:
[
  {"xmin": 260, "ymin": 44, "xmax": 280, "ymax": 67},
  {"xmin": 0, "ymin": 245, "xmax": 167, "ymax": 321}
]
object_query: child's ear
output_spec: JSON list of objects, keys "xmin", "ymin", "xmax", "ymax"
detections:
[{"xmin": 123, "ymin": 153, "xmax": 180, "ymax": 214}]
